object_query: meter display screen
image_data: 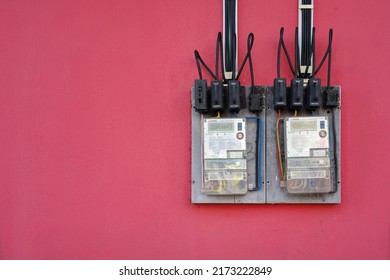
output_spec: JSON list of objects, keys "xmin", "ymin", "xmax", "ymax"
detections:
[{"xmin": 208, "ymin": 122, "xmax": 234, "ymax": 132}]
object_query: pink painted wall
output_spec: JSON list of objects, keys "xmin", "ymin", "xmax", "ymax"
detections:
[{"xmin": 0, "ymin": 0, "xmax": 389, "ymax": 259}]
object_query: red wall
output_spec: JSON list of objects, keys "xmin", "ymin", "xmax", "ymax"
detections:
[{"xmin": 0, "ymin": 0, "xmax": 389, "ymax": 259}]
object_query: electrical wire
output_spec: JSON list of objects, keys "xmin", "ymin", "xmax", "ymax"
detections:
[
  {"xmin": 277, "ymin": 27, "xmax": 296, "ymax": 77},
  {"xmin": 256, "ymin": 115, "xmax": 263, "ymax": 190},
  {"xmin": 294, "ymin": 27, "xmax": 298, "ymax": 77},
  {"xmin": 277, "ymin": 29, "xmax": 282, "ymax": 78},
  {"xmin": 215, "ymin": 32, "xmax": 220, "ymax": 80},
  {"xmin": 236, "ymin": 33, "xmax": 254, "ymax": 79},
  {"xmin": 303, "ymin": 27, "xmax": 315, "ymax": 78},
  {"xmin": 313, "ymin": 28, "xmax": 333, "ymax": 79},
  {"xmin": 327, "ymin": 29, "xmax": 333, "ymax": 88},
  {"xmin": 194, "ymin": 32, "xmax": 228, "ymax": 82},
  {"xmin": 235, "ymin": 33, "xmax": 255, "ymax": 94},
  {"xmin": 294, "ymin": 27, "xmax": 301, "ymax": 78},
  {"xmin": 277, "ymin": 20, "xmax": 316, "ymax": 79},
  {"xmin": 195, "ymin": 50, "xmax": 202, "ymax": 79},
  {"xmin": 224, "ymin": 0, "xmax": 236, "ymax": 73},
  {"xmin": 276, "ymin": 110, "xmax": 284, "ymax": 181},
  {"xmin": 194, "ymin": 50, "xmax": 217, "ymax": 80},
  {"xmin": 329, "ymin": 109, "xmax": 339, "ymax": 193},
  {"xmin": 312, "ymin": 27, "xmax": 316, "ymax": 78},
  {"xmin": 245, "ymin": 116, "xmax": 263, "ymax": 191},
  {"xmin": 232, "ymin": 33, "xmax": 237, "ymax": 79},
  {"xmin": 280, "ymin": 27, "xmax": 295, "ymax": 76},
  {"xmin": 276, "ymin": 119, "xmax": 284, "ymax": 180},
  {"xmin": 215, "ymin": 32, "xmax": 227, "ymax": 81},
  {"xmin": 247, "ymin": 34, "xmax": 255, "ymax": 95},
  {"xmin": 217, "ymin": 32, "xmax": 227, "ymax": 82}
]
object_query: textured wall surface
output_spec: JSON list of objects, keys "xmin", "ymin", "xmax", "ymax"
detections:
[{"xmin": 0, "ymin": 0, "xmax": 389, "ymax": 259}]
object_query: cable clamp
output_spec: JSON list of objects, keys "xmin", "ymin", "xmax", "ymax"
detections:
[
  {"xmin": 225, "ymin": 71, "xmax": 233, "ymax": 80},
  {"xmin": 300, "ymin": 65, "xmax": 312, "ymax": 74},
  {"xmin": 299, "ymin": 4, "xmax": 313, "ymax": 9}
]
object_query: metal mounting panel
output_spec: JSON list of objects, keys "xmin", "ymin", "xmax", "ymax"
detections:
[
  {"xmin": 191, "ymin": 87, "xmax": 266, "ymax": 204},
  {"xmin": 191, "ymin": 86, "xmax": 341, "ymax": 204},
  {"xmin": 265, "ymin": 87, "xmax": 341, "ymax": 204}
]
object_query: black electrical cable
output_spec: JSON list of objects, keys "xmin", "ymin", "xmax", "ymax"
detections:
[
  {"xmin": 194, "ymin": 50, "xmax": 202, "ymax": 80},
  {"xmin": 236, "ymin": 33, "xmax": 254, "ymax": 80},
  {"xmin": 297, "ymin": 27, "xmax": 302, "ymax": 77},
  {"xmin": 304, "ymin": 27, "xmax": 315, "ymax": 78},
  {"xmin": 247, "ymin": 34, "xmax": 255, "ymax": 95},
  {"xmin": 215, "ymin": 33, "xmax": 220, "ymax": 80},
  {"xmin": 294, "ymin": 27, "xmax": 300, "ymax": 78},
  {"xmin": 327, "ymin": 28, "xmax": 337, "ymax": 194},
  {"xmin": 232, "ymin": 33, "xmax": 236, "ymax": 79},
  {"xmin": 225, "ymin": 0, "xmax": 236, "ymax": 73},
  {"xmin": 294, "ymin": 27, "xmax": 298, "ymax": 78},
  {"xmin": 277, "ymin": 30, "xmax": 282, "ymax": 78},
  {"xmin": 279, "ymin": 28, "xmax": 296, "ymax": 76},
  {"xmin": 313, "ymin": 29, "xmax": 333, "ymax": 77},
  {"xmin": 327, "ymin": 29, "xmax": 333, "ymax": 88},
  {"xmin": 314, "ymin": 51, "xmax": 328, "ymax": 76},
  {"xmin": 312, "ymin": 27, "xmax": 316, "ymax": 78},
  {"xmin": 194, "ymin": 50, "xmax": 217, "ymax": 80},
  {"xmin": 217, "ymin": 32, "xmax": 226, "ymax": 82}
]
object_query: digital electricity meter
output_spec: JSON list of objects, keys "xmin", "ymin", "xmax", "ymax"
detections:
[
  {"xmin": 284, "ymin": 116, "xmax": 333, "ymax": 194},
  {"xmin": 202, "ymin": 118, "xmax": 248, "ymax": 195}
]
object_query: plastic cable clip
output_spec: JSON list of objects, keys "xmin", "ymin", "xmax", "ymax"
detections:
[{"xmin": 299, "ymin": 4, "xmax": 314, "ymax": 9}]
